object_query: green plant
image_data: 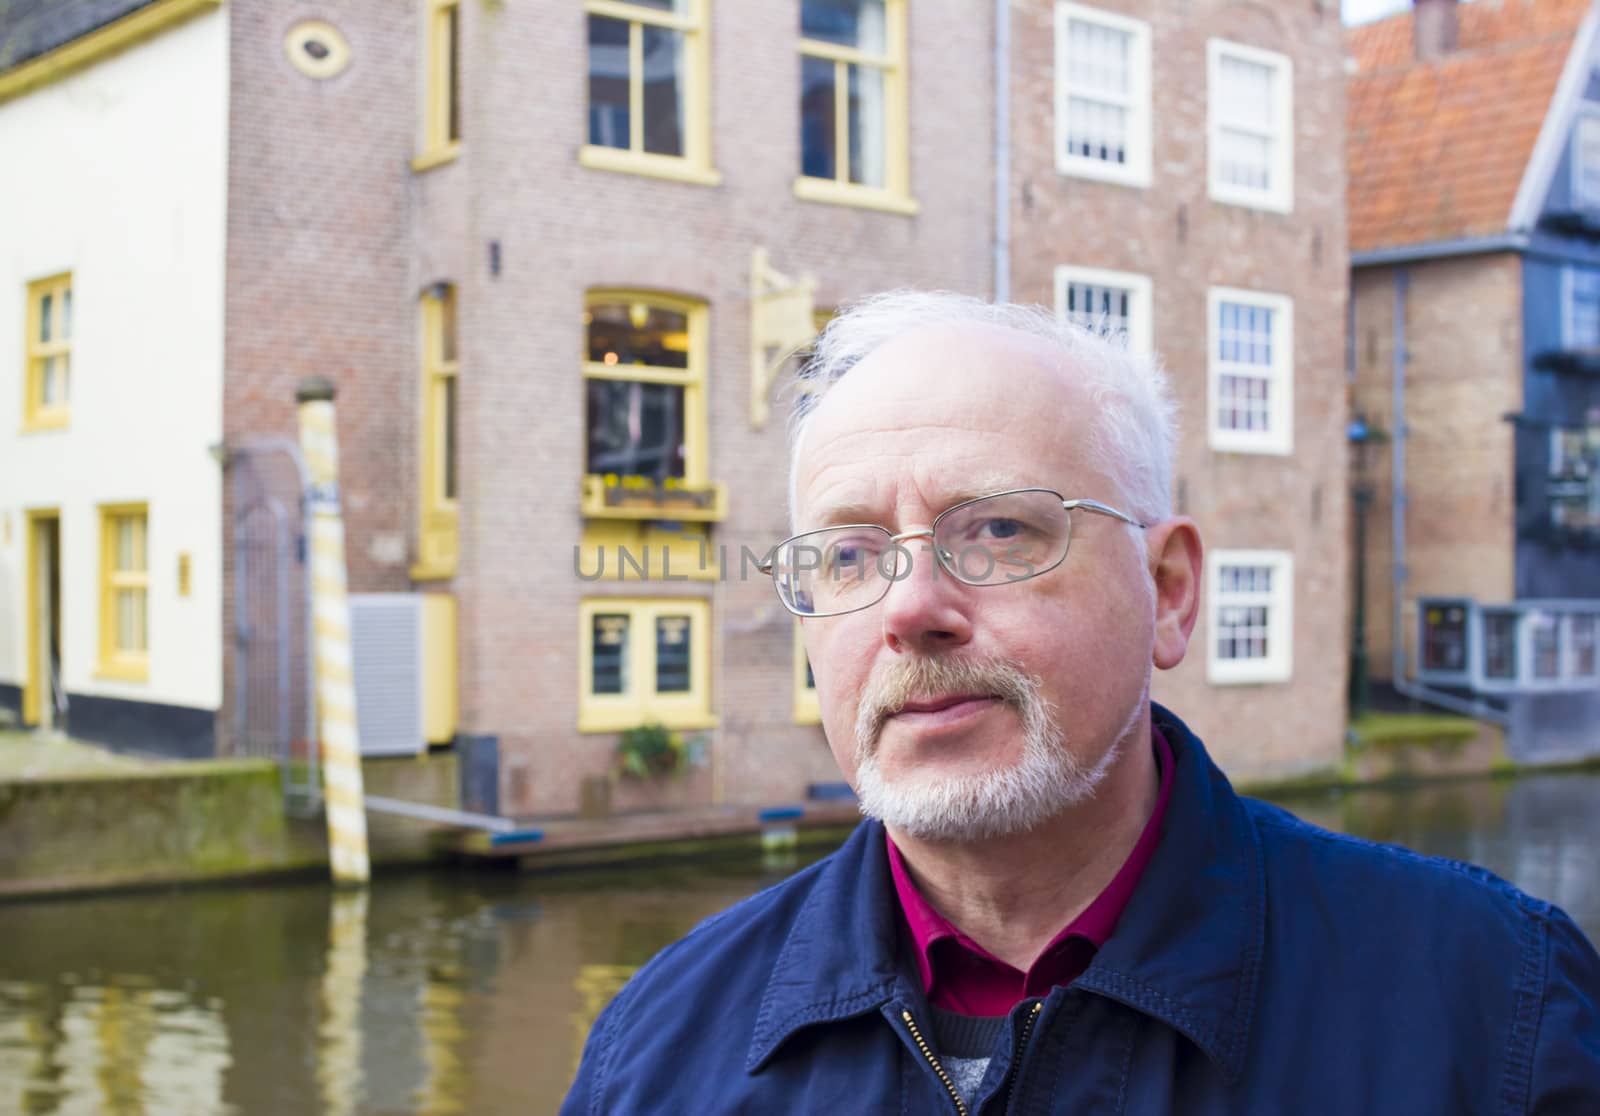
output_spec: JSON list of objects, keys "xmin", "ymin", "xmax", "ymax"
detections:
[{"xmin": 616, "ymin": 722, "xmax": 685, "ymax": 778}]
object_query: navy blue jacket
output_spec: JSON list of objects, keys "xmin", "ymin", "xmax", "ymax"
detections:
[{"xmin": 562, "ymin": 706, "xmax": 1600, "ymax": 1114}]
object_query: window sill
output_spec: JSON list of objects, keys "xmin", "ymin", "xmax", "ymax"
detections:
[
  {"xmin": 581, "ymin": 476, "xmax": 727, "ymax": 523},
  {"xmin": 1207, "ymin": 666, "xmax": 1292, "ymax": 687},
  {"xmin": 1207, "ymin": 183, "xmax": 1293, "ymax": 215},
  {"xmin": 95, "ymin": 662, "xmax": 150, "ymax": 683},
  {"xmin": 579, "ymin": 710, "xmax": 719, "ymax": 735},
  {"xmin": 793, "ymin": 177, "xmax": 919, "ymax": 215},
  {"xmin": 579, "ymin": 145, "xmax": 722, "ymax": 186},
  {"xmin": 1208, "ymin": 435, "xmax": 1293, "ymax": 457},
  {"xmin": 410, "ymin": 560, "xmax": 457, "ymax": 582},
  {"xmin": 21, "ymin": 412, "xmax": 69, "ymax": 433},
  {"xmin": 1056, "ymin": 156, "xmax": 1150, "ymax": 189},
  {"xmin": 411, "ymin": 143, "xmax": 461, "ymax": 173}
]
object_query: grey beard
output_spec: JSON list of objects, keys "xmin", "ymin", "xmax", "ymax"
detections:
[{"xmin": 850, "ymin": 655, "xmax": 1120, "ymax": 842}]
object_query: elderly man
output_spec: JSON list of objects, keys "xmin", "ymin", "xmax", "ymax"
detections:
[{"xmin": 563, "ymin": 292, "xmax": 1600, "ymax": 1114}]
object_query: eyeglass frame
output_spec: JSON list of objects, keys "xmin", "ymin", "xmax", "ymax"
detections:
[{"xmin": 758, "ymin": 487, "xmax": 1151, "ymax": 618}]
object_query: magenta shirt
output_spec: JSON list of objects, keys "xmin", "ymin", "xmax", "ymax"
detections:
[{"xmin": 886, "ymin": 727, "xmax": 1176, "ymax": 1016}]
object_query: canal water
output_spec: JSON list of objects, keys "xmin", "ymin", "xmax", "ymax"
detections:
[{"xmin": 2, "ymin": 771, "xmax": 1597, "ymax": 1115}]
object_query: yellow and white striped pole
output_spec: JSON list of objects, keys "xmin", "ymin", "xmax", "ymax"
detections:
[{"xmin": 296, "ymin": 377, "xmax": 370, "ymax": 886}]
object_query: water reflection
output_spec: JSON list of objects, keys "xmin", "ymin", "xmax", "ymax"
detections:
[
  {"xmin": 0, "ymin": 773, "xmax": 1595, "ymax": 1114},
  {"xmin": 0, "ymin": 978, "xmax": 232, "ymax": 1114}
]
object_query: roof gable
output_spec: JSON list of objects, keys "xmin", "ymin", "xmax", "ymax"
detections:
[
  {"xmin": 0, "ymin": 1, "xmax": 158, "ymax": 73},
  {"xmin": 1348, "ymin": 0, "xmax": 1595, "ymax": 254}
]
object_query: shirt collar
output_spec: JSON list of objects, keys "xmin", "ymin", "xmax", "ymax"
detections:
[
  {"xmin": 886, "ymin": 727, "xmax": 1176, "ymax": 1000},
  {"xmin": 747, "ymin": 705, "xmax": 1264, "ymax": 1086}
]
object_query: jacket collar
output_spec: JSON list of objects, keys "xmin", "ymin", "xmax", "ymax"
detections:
[{"xmin": 745, "ymin": 704, "xmax": 1265, "ymax": 1084}]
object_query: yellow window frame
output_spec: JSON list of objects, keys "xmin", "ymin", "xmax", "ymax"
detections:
[
  {"xmin": 414, "ymin": 0, "xmax": 462, "ymax": 170},
  {"xmin": 578, "ymin": 597, "xmax": 717, "ymax": 732},
  {"xmin": 793, "ymin": 621, "xmax": 820, "ymax": 725},
  {"xmin": 795, "ymin": 0, "xmax": 916, "ymax": 214},
  {"xmin": 414, "ymin": 284, "xmax": 459, "ymax": 580},
  {"xmin": 98, "ymin": 504, "xmax": 150, "ymax": 682},
  {"xmin": 23, "ymin": 273, "xmax": 72, "ymax": 431},
  {"xmin": 582, "ymin": 290, "xmax": 716, "ymax": 499},
  {"xmin": 579, "ymin": 0, "xmax": 720, "ymax": 185}
]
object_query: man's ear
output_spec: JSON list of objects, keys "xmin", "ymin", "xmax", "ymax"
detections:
[{"xmin": 1146, "ymin": 517, "xmax": 1203, "ymax": 671}]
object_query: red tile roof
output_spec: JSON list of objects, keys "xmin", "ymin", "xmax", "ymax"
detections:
[{"xmin": 1347, "ymin": 0, "xmax": 1593, "ymax": 254}]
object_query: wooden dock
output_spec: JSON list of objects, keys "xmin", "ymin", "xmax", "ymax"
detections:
[{"xmin": 441, "ymin": 799, "xmax": 864, "ymax": 871}]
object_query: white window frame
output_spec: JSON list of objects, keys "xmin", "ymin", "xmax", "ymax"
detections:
[
  {"xmin": 1207, "ymin": 287, "xmax": 1294, "ymax": 455},
  {"xmin": 1055, "ymin": 3, "xmax": 1152, "ymax": 187},
  {"xmin": 1570, "ymin": 108, "xmax": 1600, "ymax": 210},
  {"xmin": 1207, "ymin": 549, "xmax": 1293, "ymax": 685},
  {"xmin": 1053, "ymin": 265, "xmax": 1153, "ymax": 354},
  {"xmin": 1562, "ymin": 265, "xmax": 1600, "ymax": 348},
  {"xmin": 1206, "ymin": 39, "xmax": 1293, "ymax": 213}
]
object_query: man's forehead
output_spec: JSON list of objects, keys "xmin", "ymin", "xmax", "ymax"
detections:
[
  {"xmin": 805, "ymin": 323, "xmax": 1086, "ymax": 438},
  {"xmin": 794, "ymin": 323, "xmax": 1099, "ymax": 520}
]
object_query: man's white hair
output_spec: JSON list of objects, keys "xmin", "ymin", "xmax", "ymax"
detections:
[{"xmin": 787, "ymin": 289, "xmax": 1179, "ymax": 526}]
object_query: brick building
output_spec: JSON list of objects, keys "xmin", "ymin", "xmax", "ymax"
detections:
[
  {"xmin": 1015, "ymin": 0, "xmax": 1352, "ymax": 778},
  {"xmin": 1, "ymin": 0, "xmax": 1352, "ymax": 815},
  {"xmin": 1348, "ymin": 0, "xmax": 1600, "ymax": 755}
]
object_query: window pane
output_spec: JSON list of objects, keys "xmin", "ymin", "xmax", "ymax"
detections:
[
  {"xmin": 61, "ymin": 287, "xmax": 72, "ymax": 341},
  {"xmin": 1484, "ymin": 613, "xmax": 1518, "ymax": 679},
  {"xmin": 847, "ymin": 63, "xmax": 886, "ymax": 187},
  {"xmin": 39, "ymin": 293, "xmax": 52, "ymax": 344},
  {"xmin": 1569, "ymin": 269, "xmax": 1600, "ymax": 347},
  {"xmin": 1065, "ymin": 282, "xmax": 1132, "ymax": 340},
  {"xmin": 618, "ymin": 0, "xmax": 684, "ymax": 10},
  {"xmin": 41, "ymin": 357, "xmax": 61, "ymax": 406},
  {"xmin": 1066, "ymin": 97, "xmax": 1128, "ymax": 164},
  {"xmin": 802, "ymin": 0, "xmax": 887, "ymax": 53},
  {"xmin": 591, "ymin": 614, "xmax": 630, "ymax": 694},
  {"xmin": 1422, "ymin": 605, "xmax": 1469, "ymax": 672},
  {"xmin": 588, "ymin": 16, "xmax": 631, "ymax": 149},
  {"xmin": 116, "ymin": 518, "xmax": 135, "ymax": 571},
  {"xmin": 1548, "ymin": 424, "xmax": 1600, "ymax": 531},
  {"xmin": 800, "ymin": 55, "xmax": 837, "ymax": 179},
  {"xmin": 1574, "ymin": 615, "xmax": 1598, "ymax": 676},
  {"xmin": 1067, "ymin": 19, "xmax": 1130, "ymax": 99},
  {"xmin": 587, "ymin": 302, "xmax": 690, "ymax": 369},
  {"xmin": 438, "ymin": 290, "xmax": 457, "ymax": 363},
  {"xmin": 655, "ymin": 615, "xmax": 692, "ymax": 693},
  {"xmin": 446, "ymin": 4, "xmax": 461, "ymax": 142},
  {"xmin": 1576, "ymin": 116, "xmax": 1600, "ymax": 209},
  {"xmin": 1531, "ymin": 614, "xmax": 1560, "ymax": 679},
  {"xmin": 442, "ymin": 375, "xmax": 458, "ymax": 500},
  {"xmin": 586, "ymin": 379, "xmax": 686, "ymax": 478},
  {"xmin": 1218, "ymin": 55, "xmax": 1273, "ymax": 129},
  {"xmin": 641, "ymin": 25, "xmax": 685, "ymax": 157},
  {"xmin": 1219, "ymin": 127, "xmax": 1272, "ymax": 192},
  {"xmin": 117, "ymin": 589, "xmax": 137, "ymax": 653},
  {"xmin": 1064, "ymin": 19, "xmax": 1132, "ymax": 165}
]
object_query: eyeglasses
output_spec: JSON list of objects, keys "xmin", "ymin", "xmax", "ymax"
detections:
[{"xmin": 759, "ymin": 488, "xmax": 1148, "ymax": 618}]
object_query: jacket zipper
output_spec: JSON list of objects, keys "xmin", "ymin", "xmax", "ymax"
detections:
[
  {"xmin": 901, "ymin": 1009, "xmax": 969, "ymax": 1116},
  {"xmin": 1000, "ymin": 1001, "xmax": 1044, "ymax": 1111}
]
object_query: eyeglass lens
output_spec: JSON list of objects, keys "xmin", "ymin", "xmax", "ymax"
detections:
[{"xmin": 772, "ymin": 490, "xmax": 1073, "ymax": 616}]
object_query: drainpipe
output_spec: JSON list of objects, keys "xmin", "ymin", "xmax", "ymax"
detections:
[
  {"xmin": 1388, "ymin": 269, "xmax": 1510, "ymax": 725},
  {"xmin": 992, "ymin": 0, "xmax": 1010, "ymax": 303}
]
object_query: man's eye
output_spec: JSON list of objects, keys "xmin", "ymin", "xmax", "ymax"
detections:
[{"xmin": 980, "ymin": 518, "xmax": 1025, "ymax": 540}]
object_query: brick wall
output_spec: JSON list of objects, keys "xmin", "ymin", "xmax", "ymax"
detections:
[
  {"xmin": 448, "ymin": 0, "xmax": 995, "ymax": 813},
  {"xmin": 1010, "ymin": 0, "xmax": 1352, "ymax": 778},
  {"xmin": 1350, "ymin": 255, "xmax": 1523, "ymax": 682},
  {"xmin": 223, "ymin": 0, "xmax": 1352, "ymax": 807},
  {"xmin": 222, "ymin": 0, "xmax": 425, "ymax": 752}
]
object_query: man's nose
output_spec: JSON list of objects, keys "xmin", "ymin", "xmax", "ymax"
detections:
[{"xmin": 879, "ymin": 535, "xmax": 974, "ymax": 655}]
